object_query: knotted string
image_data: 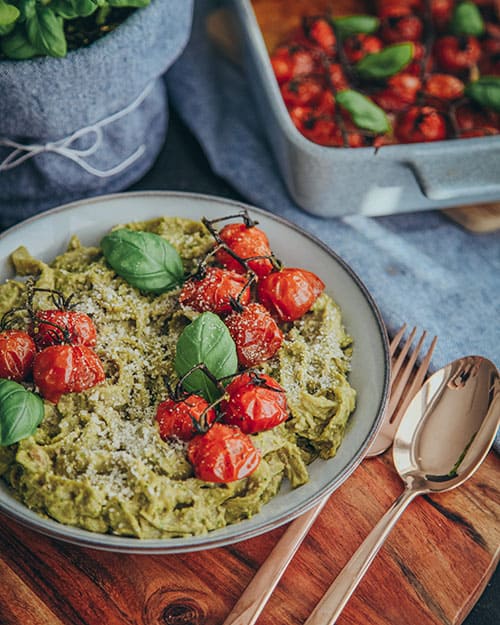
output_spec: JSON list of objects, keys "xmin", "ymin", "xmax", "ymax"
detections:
[{"xmin": 0, "ymin": 81, "xmax": 154, "ymax": 178}]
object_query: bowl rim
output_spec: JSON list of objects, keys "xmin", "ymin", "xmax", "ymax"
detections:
[{"xmin": 0, "ymin": 190, "xmax": 390, "ymax": 553}]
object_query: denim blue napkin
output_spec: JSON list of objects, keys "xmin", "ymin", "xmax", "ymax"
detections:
[{"xmin": 165, "ymin": 1, "xmax": 500, "ymax": 448}]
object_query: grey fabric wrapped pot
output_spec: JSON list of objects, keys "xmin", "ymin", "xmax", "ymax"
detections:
[{"xmin": 0, "ymin": 0, "xmax": 193, "ymax": 229}]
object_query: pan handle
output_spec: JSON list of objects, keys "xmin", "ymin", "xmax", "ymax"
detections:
[{"xmin": 405, "ymin": 139, "xmax": 500, "ymax": 201}]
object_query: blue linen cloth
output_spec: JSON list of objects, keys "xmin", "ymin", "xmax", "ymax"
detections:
[{"xmin": 165, "ymin": 1, "xmax": 500, "ymax": 447}]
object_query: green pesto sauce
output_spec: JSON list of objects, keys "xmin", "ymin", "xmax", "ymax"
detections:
[{"xmin": 0, "ymin": 217, "xmax": 355, "ymax": 538}]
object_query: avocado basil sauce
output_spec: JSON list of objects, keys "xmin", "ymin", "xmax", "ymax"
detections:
[{"xmin": 0, "ymin": 217, "xmax": 355, "ymax": 538}]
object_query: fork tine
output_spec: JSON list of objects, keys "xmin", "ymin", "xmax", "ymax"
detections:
[{"xmin": 390, "ymin": 324, "xmax": 413, "ymax": 380}]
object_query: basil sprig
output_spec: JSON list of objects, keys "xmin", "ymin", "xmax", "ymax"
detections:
[
  {"xmin": 336, "ymin": 89, "xmax": 391, "ymax": 134},
  {"xmin": 451, "ymin": 1, "xmax": 484, "ymax": 37},
  {"xmin": 355, "ymin": 43, "xmax": 414, "ymax": 80},
  {"xmin": 0, "ymin": 1, "xmax": 19, "ymax": 28},
  {"xmin": 333, "ymin": 15, "xmax": 380, "ymax": 40},
  {"xmin": 101, "ymin": 229, "xmax": 185, "ymax": 293},
  {"xmin": 465, "ymin": 77, "xmax": 500, "ymax": 112},
  {"xmin": 0, "ymin": 380, "xmax": 44, "ymax": 446},
  {"xmin": 174, "ymin": 312, "xmax": 238, "ymax": 403}
]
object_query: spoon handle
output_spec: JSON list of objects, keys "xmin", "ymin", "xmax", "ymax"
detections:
[{"xmin": 304, "ymin": 486, "xmax": 421, "ymax": 625}]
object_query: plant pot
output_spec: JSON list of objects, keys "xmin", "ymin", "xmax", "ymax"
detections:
[{"xmin": 0, "ymin": 0, "xmax": 194, "ymax": 229}]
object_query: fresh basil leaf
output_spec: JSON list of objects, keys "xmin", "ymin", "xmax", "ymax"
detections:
[
  {"xmin": 0, "ymin": 1, "xmax": 20, "ymax": 27},
  {"xmin": 26, "ymin": 6, "xmax": 66, "ymax": 57},
  {"xmin": 465, "ymin": 76, "xmax": 500, "ymax": 112},
  {"xmin": 0, "ymin": 379, "xmax": 44, "ymax": 446},
  {"xmin": 336, "ymin": 89, "xmax": 391, "ymax": 134},
  {"xmin": 451, "ymin": 1, "xmax": 484, "ymax": 37},
  {"xmin": 101, "ymin": 229, "xmax": 185, "ymax": 293},
  {"xmin": 107, "ymin": 0, "xmax": 150, "ymax": 7},
  {"xmin": 51, "ymin": 0, "xmax": 98, "ymax": 20},
  {"xmin": 1, "ymin": 25, "xmax": 40, "ymax": 58},
  {"xmin": 174, "ymin": 312, "xmax": 238, "ymax": 403},
  {"xmin": 16, "ymin": 0, "xmax": 36, "ymax": 21},
  {"xmin": 333, "ymin": 14, "xmax": 380, "ymax": 40},
  {"xmin": 356, "ymin": 42, "xmax": 414, "ymax": 79}
]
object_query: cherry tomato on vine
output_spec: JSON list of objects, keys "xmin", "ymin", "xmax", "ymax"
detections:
[
  {"xmin": 220, "ymin": 372, "xmax": 288, "ymax": 434},
  {"xmin": 33, "ymin": 344, "xmax": 105, "ymax": 404},
  {"xmin": 187, "ymin": 422, "xmax": 261, "ymax": 483},
  {"xmin": 302, "ymin": 16, "xmax": 337, "ymax": 55},
  {"xmin": 455, "ymin": 103, "xmax": 498, "ymax": 131},
  {"xmin": 31, "ymin": 310, "xmax": 97, "ymax": 350},
  {"xmin": 179, "ymin": 267, "xmax": 251, "ymax": 315},
  {"xmin": 433, "ymin": 36, "xmax": 481, "ymax": 73},
  {"xmin": 343, "ymin": 33, "xmax": 383, "ymax": 64},
  {"xmin": 224, "ymin": 303, "xmax": 283, "ymax": 368},
  {"xmin": 270, "ymin": 45, "xmax": 317, "ymax": 85},
  {"xmin": 423, "ymin": 73, "xmax": 464, "ymax": 101},
  {"xmin": 380, "ymin": 9, "xmax": 424, "ymax": 44},
  {"xmin": 396, "ymin": 105, "xmax": 447, "ymax": 143},
  {"xmin": 372, "ymin": 73, "xmax": 421, "ymax": 112},
  {"xmin": 156, "ymin": 394, "xmax": 216, "ymax": 442},
  {"xmin": 280, "ymin": 76, "xmax": 326, "ymax": 109},
  {"xmin": 377, "ymin": 0, "xmax": 424, "ymax": 17},
  {"xmin": 257, "ymin": 268, "xmax": 325, "ymax": 322},
  {"xmin": 0, "ymin": 330, "xmax": 36, "ymax": 381},
  {"xmin": 430, "ymin": 0, "xmax": 454, "ymax": 30},
  {"xmin": 327, "ymin": 62, "xmax": 349, "ymax": 91},
  {"xmin": 216, "ymin": 223, "xmax": 274, "ymax": 279}
]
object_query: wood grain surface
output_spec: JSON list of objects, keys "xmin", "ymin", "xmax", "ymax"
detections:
[{"xmin": 1, "ymin": 450, "xmax": 498, "ymax": 625}]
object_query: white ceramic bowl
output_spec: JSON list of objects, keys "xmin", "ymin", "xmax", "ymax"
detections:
[{"xmin": 0, "ymin": 191, "xmax": 389, "ymax": 553}]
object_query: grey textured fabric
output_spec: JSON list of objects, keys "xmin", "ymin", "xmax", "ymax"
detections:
[{"xmin": 0, "ymin": 0, "xmax": 194, "ymax": 228}]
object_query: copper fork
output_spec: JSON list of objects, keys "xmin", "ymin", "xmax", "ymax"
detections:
[{"xmin": 222, "ymin": 326, "xmax": 437, "ymax": 625}]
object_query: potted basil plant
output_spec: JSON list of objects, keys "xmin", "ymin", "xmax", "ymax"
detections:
[{"xmin": 0, "ymin": 0, "xmax": 194, "ymax": 229}]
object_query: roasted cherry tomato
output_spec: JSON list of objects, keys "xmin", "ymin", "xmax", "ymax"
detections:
[
  {"xmin": 455, "ymin": 103, "xmax": 498, "ymax": 131},
  {"xmin": 372, "ymin": 73, "xmax": 421, "ymax": 112},
  {"xmin": 377, "ymin": 0, "xmax": 424, "ymax": 17},
  {"xmin": 220, "ymin": 372, "xmax": 288, "ymax": 434},
  {"xmin": 257, "ymin": 268, "xmax": 325, "ymax": 322},
  {"xmin": 33, "ymin": 344, "xmax": 105, "ymax": 404},
  {"xmin": 302, "ymin": 16, "xmax": 337, "ymax": 55},
  {"xmin": 343, "ymin": 33, "xmax": 383, "ymax": 64},
  {"xmin": 380, "ymin": 9, "xmax": 424, "ymax": 44},
  {"xmin": 433, "ymin": 36, "xmax": 481, "ymax": 72},
  {"xmin": 224, "ymin": 303, "xmax": 283, "ymax": 368},
  {"xmin": 280, "ymin": 76, "xmax": 326, "ymax": 109},
  {"xmin": 423, "ymin": 73, "xmax": 464, "ymax": 100},
  {"xmin": 187, "ymin": 422, "xmax": 261, "ymax": 483},
  {"xmin": 179, "ymin": 267, "xmax": 251, "ymax": 315},
  {"xmin": 31, "ymin": 310, "xmax": 97, "ymax": 350},
  {"xmin": 0, "ymin": 330, "xmax": 36, "ymax": 381},
  {"xmin": 216, "ymin": 223, "xmax": 274, "ymax": 278},
  {"xmin": 327, "ymin": 62, "xmax": 349, "ymax": 91},
  {"xmin": 430, "ymin": 0, "xmax": 454, "ymax": 30},
  {"xmin": 396, "ymin": 105, "xmax": 447, "ymax": 143},
  {"xmin": 156, "ymin": 394, "xmax": 216, "ymax": 442},
  {"xmin": 270, "ymin": 45, "xmax": 317, "ymax": 85}
]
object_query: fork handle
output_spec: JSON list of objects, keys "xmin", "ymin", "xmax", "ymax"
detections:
[
  {"xmin": 304, "ymin": 486, "xmax": 422, "ymax": 625},
  {"xmin": 222, "ymin": 498, "xmax": 328, "ymax": 625}
]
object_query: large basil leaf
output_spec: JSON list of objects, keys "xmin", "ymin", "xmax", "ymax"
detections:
[
  {"xmin": 451, "ymin": 1, "xmax": 484, "ymax": 37},
  {"xmin": 101, "ymin": 229, "xmax": 185, "ymax": 293},
  {"xmin": 0, "ymin": 1, "xmax": 20, "ymax": 27},
  {"xmin": 174, "ymin": 312, "xmax": 238, "ymax": 403},
  {"xmin": 333, "ymin": 15, "xmax": 380, "ymax": 40},
  {"xmin": 51, "ymin": 0, "xmax": 98, "ymax": 20},
  {"xmin": 0, "ymin": 380, "xmax": 44, "ymax": 446},
  {"xmin": 465, "ymin": 77, "xmax": 500, "ymax": 112},
  {"xmin": 336, "ymin": 89, "xmax": 391, "ymax": 134},
  {"xmin": 356, "ymin": 43, "xmax": 414, "ymax": 79},
  {"xmin": 26, "ymin": 6, "xmax": 66, "ymax": 57},
  {"xmin": 1, "ymin": 24, "xmax": 41, "ymax": 59}
]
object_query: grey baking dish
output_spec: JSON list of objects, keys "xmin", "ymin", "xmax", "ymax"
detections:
[{"xmin": 232, "ymin": 0, "xmax": 500, "ymax": 217}]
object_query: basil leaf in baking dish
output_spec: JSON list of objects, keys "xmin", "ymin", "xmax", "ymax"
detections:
[
  {"xmin": 333, "ymin": 15, "xmax": 380, "ymax": 40},
  {"xmin": 101, "ymin": 229, "xmax": 185, "ymax": 293},
  {"xmin": 336, "ymin": 89, "xmax": 391, "ymax": 134},
  {"xmin": 355, "ymin": 42, "xmax": 414, "ymax": 80},
  {"xmin": 451, "ymin": 1, "xmax": 484, "ymax": 37},
  {"xmin": 465, "ymin": 77, "xmax": 500, "ymax": 112}
]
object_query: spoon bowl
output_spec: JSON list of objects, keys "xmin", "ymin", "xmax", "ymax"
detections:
[{"xmin": 305, "ymin": 355, "xmax": 500, "ymax": 625}]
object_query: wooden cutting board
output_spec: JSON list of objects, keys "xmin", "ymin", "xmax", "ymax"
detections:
[{"xmin": 0, "ymin": 450, "xmax": 498, "ymax": 625}]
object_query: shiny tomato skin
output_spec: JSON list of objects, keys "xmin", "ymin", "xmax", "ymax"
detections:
[
  {"xmin": 216, "ymin": 223, "xmax": 274, "ymax": 278},
  {"xmin": 396, "ymin": 106, "xmax": 447, "ymax": 143},
  {"xmin": 303, "ymin": 16, "xmax": 336, "ymax": 55},
  {"xmin": 257, "ymin": 268, "xmax": 325, "ymax": 322},
  {"xmin": 372, "ymin": 73, "xmax": 421, "ymax": 112},
  {"xmin": 33, "ymin": 344, "xmax": 105, "ymax": 404},
  {"xmin": 187, "ymin": 423, "xmax": 261, "ymax": 483},
  {"xmin": 179, "ymin": 267, "xmax": 251, "ymax": 315},
  {"xmin": 343, "ymin": 34, "xmax": 383, "ymax": 64},
  {"xmin": 0, "ymin": 330, "xmax": 36, "ymax": 381},
  {"xmin": 280, "ymin": 76, "xmax": 325, "ymax": 109},
  {"xmin": 423, "ymin": 73, "xmax": 464, "ymax": 100},
  {"xmin": 32, "ymin": 310, "xmax": 97, "ymax": 350},
  {"xmin": 156, "ymin": 394, "xmax": 216, "ymax": 442},
  {"xmin": 224, "ymin": 303, "xmax": 283, "ymax": 368},
  {"xmin": 434, "ymin": 36, "xmax": 481, "ymax": 72},
  {"xmin": 270, "ymin": 46, "xmax": 317, "ymax": 84},
  {"xmin": 220, "ymin": 372, "xmax": 288, "ymax": 434},
  {"xmin": 380, "ymin": 12, "xmax": 424, "ymax": 44}
]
